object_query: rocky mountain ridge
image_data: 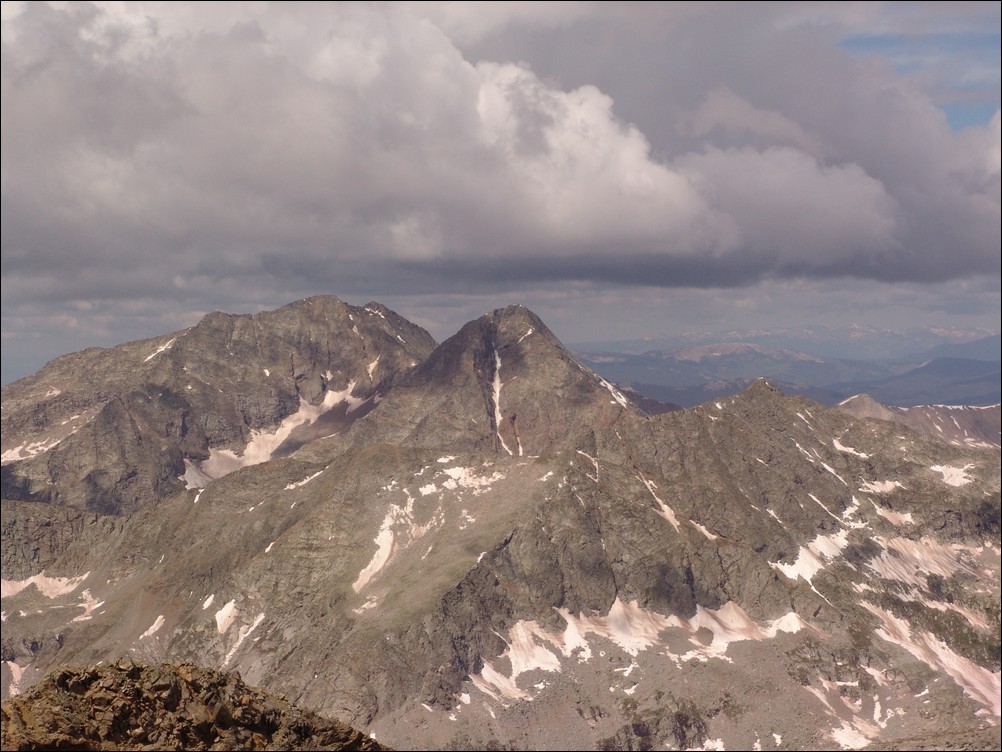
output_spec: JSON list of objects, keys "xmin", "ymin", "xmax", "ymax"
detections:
[
  {"xmin": 1, "ymin": 296, "xmax": 435, "ymax": 578},
  {"xmin": 836, "ymin": 394, "xmax": 1000, "ymax": 451},
  {"xmin": 2, "ymin": 298, "xmax": 999, "ymax": 751}
]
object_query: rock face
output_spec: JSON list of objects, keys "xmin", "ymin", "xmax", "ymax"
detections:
[
  {"xmin": 1, "ymin": 301, "xmax": 999, "ymax": 751},
  {"xmin": 344, "ymin": 305, "xmax": 643, "ymax": 456},
  {"xmin": 0, "ymin": 661, "xmax": 388, "ymax": 751},
  {"xmin": 1, "ymin": 296, "xmax": 435, "ymax": 572}
]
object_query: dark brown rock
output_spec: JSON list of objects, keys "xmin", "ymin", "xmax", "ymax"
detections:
[{"xmin": 0, "ymin": 661, "xmax": 390, "ymax": 751}]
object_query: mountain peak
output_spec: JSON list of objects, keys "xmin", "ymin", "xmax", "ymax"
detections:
[
  {"xmin": 836, "ymin": 393, "xmax": 897, "ymax": 420},
  {"xmin": 1, "ymin": 297, "xmax": 436, "ymax": 518},
  {"xmin": 477, "ymin": 304, "xmax": 548, "ymax": 343},
  {"xmin": 345, "ymin": 306, "xmax": 638, "ymax": 455},
  {"xmin": 742, "ymin": 377, "xmax": 783, "ymax": 398}
]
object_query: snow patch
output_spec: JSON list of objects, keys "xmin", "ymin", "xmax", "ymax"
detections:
[
  {"xmin": 662, "ymin": 605, "xmax": 806, "ymax": 665},
  {"xmin": 807, "ymin": 493, "xmax": 840, "ymax": 521},
  {"xmin": 930, "ymin": 464, "xmax": 974, "ymax": 486},
  {"xmin": 71, "ymin": 589, "xmax": 105, "ymax": 622},
  {"xmin": 181, "ymin": 459, "xmax": 213, "ymax": 490},
  {"xmin": 223, "ymin": 612, "xmax": 265, "ymax": 666},
  {"xmin": 202, "ymin": 594, "xmax": 215, "ymax": 610},
  {"xmin": 576, "ymin": 450, "xmax": 600, "ymax": 482},
  {"xmin": 792, "ymin": 440, "xmax": 815, "ymax": 463},
  {"xmin": 771, "ymin": 529, "xmax": 849, "ymax": 584},
  {"xmin": 353, "ymin": 596, "xmax": 379, "ymax": 614},
  {"xmin": 143, "ymin": 338, "xmax": 175, "ymax": 362},
  {"xmin": 863, "ymin": 603, "xmax": 1001, "ymax": 716},
  {"xmin": 692, "ymin": 521, "xmax": 718, "ymax": 540},
  {"xmin": 869, "ymin": 501, "xmax": 913, "ymax": 526},
  {"xmin": 492, "ymin": 349, "xmax": 513, "ymax": 455},
  {"xmin": 859, "ymin": 479, "xmax": 903, "ymax": 494},
  {"xmin": 1, "ymin": 410, "xmax": 93, "ymax": 464},
  {"xmin": 596, "ymin": 375, "xmax": 631, "ymax": 409},
  {"xmin": 613, "ymin": 661, "xmax": 639, "ymax": 678},
  {"xmin": 353, "ymin": 522, "xmax": 396, "ymax": 592},
  {"xmin": 471, "ymin": 597, "xmax": 807, "ymax": 706},
  {"xmin": 637, "ymin": 474, "xmax": 681, "ymax": 532},
  {"xmin": 441, "ymin": 466, "xmax": 504, "ymax": 493},
  {"xmin": 285, "ymin": 468, "xmax": 325, "ymax": 490},
  {"xmin": 4, "ymin": 661, "xmax": 25, "ymax": 697},
  {"xmin": 819, "ymin": 461, "xmax": 848, "ymax": 486},
  {"xmin": 214, "ymin": 600, "xmax": 239, "ymax": 634},
  {"xmin": 1, "ymin": 571, "xmax": 89, "ymax": 600},
  {"xmin": 829, "ymin": 721, "xmax": 874, "ymax": 749},
  {"xmin": 195, "ymin": 382, "xmax": 364, "ymax": 480},
  {"xmin": 353, "ymin": 486, "xmax": 445, "ymax": 591},
  {"xmin": 833, "ymin": 438, "xmax": 869, "ymax": 458},
  {"xmin": 140, "ymin": 615, "xmax": 165, "ymax": 639},
  {"xmin": 866, "ymin": 537, "xmax": 986, "ymax": 588}
]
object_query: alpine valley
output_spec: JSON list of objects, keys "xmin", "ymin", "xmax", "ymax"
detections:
[{"xmin": 1, "ymin": 296, "xmax": 999, "ymax": 751}]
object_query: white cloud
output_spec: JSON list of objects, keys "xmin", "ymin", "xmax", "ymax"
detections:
[
  {"xmin": 1, "ymin": 1, "xmax": 998, "ymax": 384},
  {"xmin": 676, "ymin": 146, "xmax": 900, "ymax": 265}
]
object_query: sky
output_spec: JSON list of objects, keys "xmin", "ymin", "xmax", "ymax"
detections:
[{"xmin": 1, "ymin": 1, "xmax": 999, "ymax": 385}]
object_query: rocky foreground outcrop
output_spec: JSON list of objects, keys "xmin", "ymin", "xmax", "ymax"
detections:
[{"xmin": 0, "ymin": 661, "xmax": 389, "ymax": 751}]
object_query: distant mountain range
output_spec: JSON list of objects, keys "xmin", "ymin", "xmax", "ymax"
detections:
[
  {"xmin": 571, "ymin": 327, "xmax": 999, "ymax": 361},
  {"xmin": 2, "ymin": 297, "xmax": 999, "ymax": 751},
  {"xmin": 576, "ymin": 337, "xmax": 1000, "ymax": 408}
]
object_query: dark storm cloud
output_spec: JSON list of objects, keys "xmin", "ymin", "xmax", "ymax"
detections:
[{"xmin": 1, "ymin": 1, "xmax": 999, "ymax": 384}]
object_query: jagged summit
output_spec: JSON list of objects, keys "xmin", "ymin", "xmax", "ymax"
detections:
[
  {"xmin": 344, "ymin": 303, "xmax": 641, "ymax": 456},
  {"xmin": 1, "ymin": 296, "xmax": 435, "ymax": 554},
  {"xmin": 739, "ymin": 376, "xmax": 783, "ymax": 396}
]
